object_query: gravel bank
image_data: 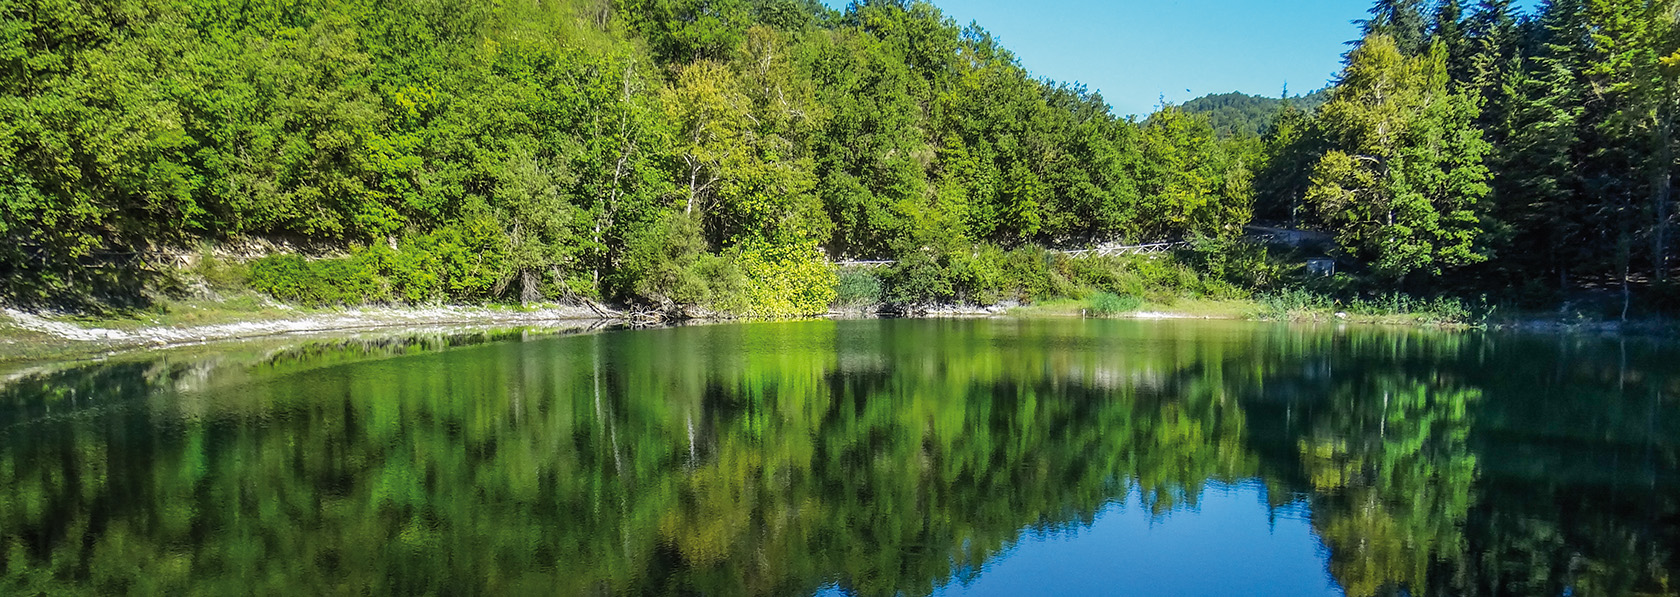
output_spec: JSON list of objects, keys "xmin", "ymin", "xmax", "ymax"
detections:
[{"xmin": 2, "ymin": 305, "xmax": 604, "ymax": 353}]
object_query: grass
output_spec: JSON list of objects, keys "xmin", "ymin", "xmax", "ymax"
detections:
[
  {"xmin": 1005, "ymin": 295, "xmax": 1253, "ymax": 320},
  {"xmin": 0, "ymin": 322, "xmax": 95, "ymax": 365},
  {"xmin": 1000, "ymin": 292, "xmax": 1494, "ymax": 328},
  {"xmin": 1087, "ymin": 292, "xmax": 1144, "ymax": 316},
  {"xmin": 61, "ymin": 293, "xmax": 311, "ymax": 331},
  {"xmin": 1253, "ymin": 289, "xmax": 1488, "ymax": 327}
]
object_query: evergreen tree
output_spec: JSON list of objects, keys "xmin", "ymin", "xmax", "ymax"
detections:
[
  {"xmin": 1361, "ymin": 0, "xmax": 1433, "ymax": 55},
  {"xmin": 1432, "ymin": 0, "xmax": 1472, "ymax": 81},
  {"xmin": 1486, "ymin": 0, "xmax": 1591, "ymax": 287}
]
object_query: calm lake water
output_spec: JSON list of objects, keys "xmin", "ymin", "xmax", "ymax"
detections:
[{"xmin": 2, "ymin": 319, "xmax": 1678, "ymax": 596}]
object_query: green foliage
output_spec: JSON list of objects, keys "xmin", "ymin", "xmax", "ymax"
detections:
[
  {"xmin": 729, "ymin": 239, "xmax": 837, "ymax": 316},
  {"xmin": 5, "ymin": 0, "xmax": 1674, "ymax": 315},
  {"xmin": 834, "ymin": 268, "xmax": 884, "ymax": 308},
  {"xmin": 619, "ymin": 212, "xmax": 746, "ymax": 310},
  {"xmin": 1135, "ymin": 107, "xmax": 1256, "ymax": 240},
  {"xmin": 620, "ymin": 0, "xmax": 752, "ymax": 63},
  {"xmin": 189, "ymin": 252, "xmax": 251, "ymax": 293},
  {"xmin": 248, "ymin": 222, "xmax": 503, "ymax": 306},
  {"xmin": 1306, "ymin": 35, "xmax": 1492, "ymax": 283},
  {"xmin": 880, "ymin": 242, "xmax": 1065, "ymax": 307},
  {"xmin": 1086, "ymin": 291, "xmax": 1142, "ymax": 316},
  {"xmin": 1180, "ymin": 235, "xmax": 1280, "ymax": 291},
  {"xmin": 249, "ymin": 255, "xmax": 385, "ymax": 307},
  {"xmin": 1257, "ymin": 287, "xmax": 1483, "ymax": 324},
  {"xmin": 1180, "ymin": 89, "xmax": 1330, "ymax": 138},
  {"xmin": 0, "ymin": 0, "xmax": 1282, "ymax": 314}
]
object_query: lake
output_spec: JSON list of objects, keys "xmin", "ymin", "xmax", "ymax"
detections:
[{"xmin": 1, "ymin": 319, "xmax": 1677, "ymax": 595}]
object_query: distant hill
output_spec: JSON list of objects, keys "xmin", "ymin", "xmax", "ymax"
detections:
[{"xmin": 1180, "ymin": 89, "xmax": 1329, "ymax": 138}]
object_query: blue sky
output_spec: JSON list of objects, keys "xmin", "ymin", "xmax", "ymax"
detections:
[{"xmin": 819, "ymin": 0, "xmax": 1538, "ymax": 117}]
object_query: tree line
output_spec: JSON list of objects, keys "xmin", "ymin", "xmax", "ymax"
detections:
[
  {"xmin": 0, "ymin": 0, "xmax": 1255, "ymax": 314},
  {"xmin": 0, "ymin": 0, "xmax": 1675, "ymax": 314},
  {"xmin": 1267, "ymin": 0, "xmax": 1678, "ymax": 302}
]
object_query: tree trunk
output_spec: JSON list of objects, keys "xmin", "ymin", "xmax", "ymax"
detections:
[{"xmin": 521, "ymin": 269, "xmax": 540, "ymax": 305}]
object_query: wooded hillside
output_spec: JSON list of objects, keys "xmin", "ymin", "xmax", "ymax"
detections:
[{"xmin": 1, "ymin": 0, "xmax": 1675, "ymax": 315}]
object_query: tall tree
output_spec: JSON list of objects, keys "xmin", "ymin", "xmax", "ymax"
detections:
[
  {"xmin": 1432, "ymin": 0, "xmax": 1472, "ymax": 80},
  {"xmin": 1361, "ymin": 0, "xmax": 1432, "ymax": 55},
  {"xmin": 1255, "ymin": 104, "xmax": 1323, "ymax": 225},
  {"xmin": 1307, "ymin": 35, "xmax": 1493, "ymax": 283}
]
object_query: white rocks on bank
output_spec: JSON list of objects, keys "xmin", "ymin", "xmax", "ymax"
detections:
[{"xmin": 2, "ymin": 306, "xmax": 599, "ymax": 349}]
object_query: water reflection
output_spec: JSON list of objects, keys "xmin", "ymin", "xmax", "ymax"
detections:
[
  {"xmin": 916, "ymin": 482, "xmax": 1338, "ymax": 597},
  {"xmin": 0, "ymin": 320, "xmax": 1677, "ymax": 595}
]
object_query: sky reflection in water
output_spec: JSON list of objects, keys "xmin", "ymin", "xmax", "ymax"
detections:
[{"xmin": 916, "ymin": 482, "xmax": 1339, "ymax": 597}]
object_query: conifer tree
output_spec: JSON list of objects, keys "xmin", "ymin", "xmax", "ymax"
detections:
[
  {"xmin": 1361, "ymin": 0, "xmax": 1433, "ymax": 55},
  {"xmin": 1431, "ymin": 0, "xmax": 1472, "ymax": 81}
]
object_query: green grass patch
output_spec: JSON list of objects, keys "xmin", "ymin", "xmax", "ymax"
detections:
[{"xmin": 1087, "ymin": 292, "xmax": 1143, "ymax": 316}]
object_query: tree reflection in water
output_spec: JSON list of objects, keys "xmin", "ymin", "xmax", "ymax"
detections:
[{"xmin": 0, "ymin": 320, "xmax": 1676, "ymax": 596}]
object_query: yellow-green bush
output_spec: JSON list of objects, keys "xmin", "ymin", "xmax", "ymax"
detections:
[{"xmin": 731, "ymin": 240, "xmax": 838, "ymax": 317}]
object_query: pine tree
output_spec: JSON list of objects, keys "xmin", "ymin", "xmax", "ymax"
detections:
[
  {"xmin": 1460, "ymin": 0, "xmax": 1522, "ymax": 131},
  {"xmin": 1645, "ymin": 4, "xmax": 1677, "ymax": 280},
  {"xmin": 1432, "ymin": 0, "xmax": 1472, "ymax": 81},
  {"xmin": 1489, "ymin": 0, "xmax": 1594, "ymax": 287},
  {"xmin": 1361, "ymin": 0, "xmax": 1432, "ymax": 55}
]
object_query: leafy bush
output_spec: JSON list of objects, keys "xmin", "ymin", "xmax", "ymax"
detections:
[
  {"xmin": 882, "ymin": 249, "xmax": 955, "ymax": 306},
  {"xmin": 249, "ymin": 254, "xmax": 385, "ymax": 306},
  {"xmin": 1087, "ymin": 292, "xmax": 1142, "ymax": 316},
  {"xmin": 1181, "ymin": 235, "xmax": 1278, "ymax": 290},
  {"xmin": 621, "ymin": 214, "xmax": 710, "ymax": 306},
  {"xmin": 248, "ymin": 222, "xmax": 505, "ymax": 306},
  {"xmin": 616, "ymin": 213, "xmax": 755, "ymax": 313},
  {"xmin": 1000, "ymin": 246, "xmax": 1068, "ymax": 301},
  {"xmin": 731, "ymin": 240, "xmax": 837, "ymax": 317}
]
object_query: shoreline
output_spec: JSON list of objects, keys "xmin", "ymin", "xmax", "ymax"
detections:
[
  {"xmin": 3, "ymin": 301, "xmax": 1674, "ymax": 367},
  {"xmin": 0, "ymin": 305, "xmax": 606, "ymax": 366}
]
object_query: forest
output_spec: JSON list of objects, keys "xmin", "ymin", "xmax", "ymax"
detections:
[
  {"xmin": 1182, "ymin": 89, "xmax": 1330, "ymax": 138},
  {"xmin": 0, "ymin": 0, "xmax": 1676, "ymax": 317}
]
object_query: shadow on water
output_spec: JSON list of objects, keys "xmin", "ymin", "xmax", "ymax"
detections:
[{"xmin": 1, "ymin": 319, "xmax": 1678, "ymax": 596}]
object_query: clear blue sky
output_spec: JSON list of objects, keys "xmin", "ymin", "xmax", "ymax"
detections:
[{"xmin": 820, "ymin": 0, "xmax": 1538, "ymax": 117}]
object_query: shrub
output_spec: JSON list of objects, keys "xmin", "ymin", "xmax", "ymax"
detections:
[
  {"xmin": 882, "ymin": 249, "xmax": 954, "ymax": 306},
  {"xmin": 955, "ymin": 244, "xmax": 1008, "ymax": 305},
  {"xmin": 1000, "ymin": 246, "xmax": 1065, "ymax": 301},
  {"xmin": 248, "ymin": 221, "xmax": 505, "ymax": 307},
  {"xmin": 618, "ymin": 213, "xmax": 714, "ymax": 307},
  {"xmin": 731, "ymin": 240, "xmax": 837, "ymax": 317},
  {"xmin": 1181, "ymin": 235, "xmax": 1278, "ymax": 291},
  {"xmin": 249, "ymin": 253, "xmax": 384, "ymax": 306}
]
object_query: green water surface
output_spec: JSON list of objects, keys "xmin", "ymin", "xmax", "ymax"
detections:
[{"xmin": 1, "ymin": 319, "xmax": 1677, "ymax": 596}]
